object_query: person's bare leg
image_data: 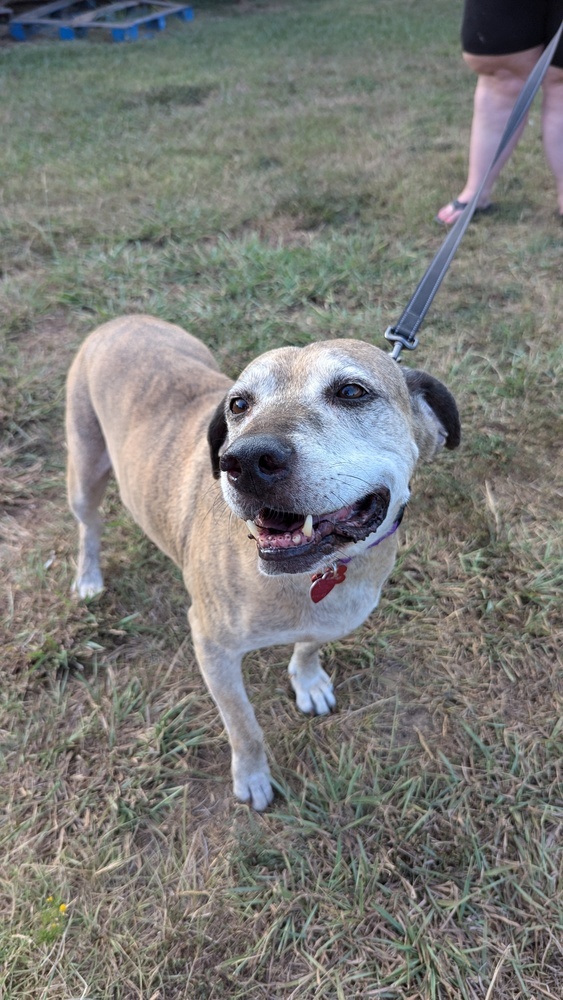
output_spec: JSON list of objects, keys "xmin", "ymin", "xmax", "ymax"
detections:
[
  {"xmin": 541, "ymin": 65, "xmax": 563, "ymax": 215},
  {"xmin": 437, "ymin": 47, "xmax": 543, "ymax": 224}
]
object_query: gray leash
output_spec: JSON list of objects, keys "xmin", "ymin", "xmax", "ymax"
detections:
[{"xmin": 385, "ymin": 19, "xmax": 563, "ymax": 362}]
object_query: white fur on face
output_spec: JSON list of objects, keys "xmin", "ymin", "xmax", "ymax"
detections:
[{"xmin": 220, "ymin": 344, "xmax": 418, "ymax": 535}]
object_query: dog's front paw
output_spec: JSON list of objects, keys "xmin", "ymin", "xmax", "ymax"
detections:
[
  {"xmin": 233, "ymin": 762, "xmax": 274, "ymax": 812},
  {"xmin": 290, "ymin": 666, "xmax": 336, "ymax": 715}
]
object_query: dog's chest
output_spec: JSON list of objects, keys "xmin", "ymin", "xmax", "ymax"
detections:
[
  {"xmin": 314, "ymin": 573, "xmax": 383, "ymax": 630},
  {"xmin": 246, "ymin": 572, "xmax": 384, "ymax": 650}
]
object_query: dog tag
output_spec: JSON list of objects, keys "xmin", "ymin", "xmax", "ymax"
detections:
[{"xmin": 310, "ymin": 563, "xmax": 347, "ymax": 603}]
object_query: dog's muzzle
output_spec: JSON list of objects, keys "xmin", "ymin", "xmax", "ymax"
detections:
[{"xmin": 220, "ymin": 434, "xmax": 393, "ymax": 574}]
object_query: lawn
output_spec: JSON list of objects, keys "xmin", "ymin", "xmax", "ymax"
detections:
[{"xmin": 1, "ymin": 0, "xmax": 562, "ymax": 997}]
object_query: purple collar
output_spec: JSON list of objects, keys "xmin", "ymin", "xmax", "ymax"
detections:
[{"xmin": 309, "ymin": 517, "xmax": 402, "ymax": 603}]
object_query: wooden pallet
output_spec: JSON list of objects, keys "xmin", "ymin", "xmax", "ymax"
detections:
[{"xmin": 10, "ymin": 0, "xmax": 193, "ymax": 41}]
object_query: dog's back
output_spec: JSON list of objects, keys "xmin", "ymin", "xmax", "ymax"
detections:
[{"xmin": 66, "ymin": 315, "xmax": 231, "ymax": 580}]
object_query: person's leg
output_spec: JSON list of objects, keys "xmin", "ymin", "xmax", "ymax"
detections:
[
  {"xmin": 437, "ymin": 47, "xmax": 543, "ymax": 224},
  {"xmin": 541, "ymin": 64, "xmax": 563, "ymax": 215}
]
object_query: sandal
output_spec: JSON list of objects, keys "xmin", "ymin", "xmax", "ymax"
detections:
[{"xmin": 435, "ymin": 198, "xmax": 494, "ymax": 226}]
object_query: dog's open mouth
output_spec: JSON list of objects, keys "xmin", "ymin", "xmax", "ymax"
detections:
[{"xmin": 245, "ymin": 487, "xmax": 391, "ymax": 564}]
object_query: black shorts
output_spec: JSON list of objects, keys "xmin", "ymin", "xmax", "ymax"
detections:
[{"xmin": 462, "ymin": 0, "xmax": 563, "ymax": 68}]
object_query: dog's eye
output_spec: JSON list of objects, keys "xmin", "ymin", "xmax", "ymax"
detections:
[
  {"xmin": 336, "ymin": 383, "xmax": 367, "ymax": 400},
  {"xmin": 229, "ymin": 397, "xmax": 250, "ymax": 415}
]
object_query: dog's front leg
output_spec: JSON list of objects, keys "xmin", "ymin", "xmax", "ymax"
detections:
[
  {"xmin": 288, "ymin": 642, "xmax": 336, "ymax": 715},
  {"xmin": 189, "ymin": 616, "xmax": 273, "ymax": 811}
]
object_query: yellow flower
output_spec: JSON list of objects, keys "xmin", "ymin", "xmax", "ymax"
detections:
[
  {"xmin": 46, "ymin": 896, "xmax": 53, "ymax": 903},
  {"xmin": 59, "ymin": 903, "xmax": 67, "ymax": 914}
]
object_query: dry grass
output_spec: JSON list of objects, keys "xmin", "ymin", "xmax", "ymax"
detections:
[{"xmin": 1, "ymin": 1, "xmax": 562, "ymax": 997}]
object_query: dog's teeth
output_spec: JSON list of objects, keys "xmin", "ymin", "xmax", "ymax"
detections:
[
  {"xmin": 246, "ymin": 519, "xmax": 261, "ymax": 540},
  {"xmin": 302, "ymin": 514, "xmax": 313, "ymax": 538}
]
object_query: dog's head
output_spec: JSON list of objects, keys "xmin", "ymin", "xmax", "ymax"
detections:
[{"xmin": 208, "ymin": 340, "xmax": 460, "ymax": 575}]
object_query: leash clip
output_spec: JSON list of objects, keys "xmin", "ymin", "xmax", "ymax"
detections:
[{"xmin": 384, "ymin": 325, "xmax": 419, "ymax": 362}]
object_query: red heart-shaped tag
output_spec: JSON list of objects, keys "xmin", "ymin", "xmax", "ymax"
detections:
[
  {"xmin": 310, "ymin": 574, "xmax": 337, "ymax": 603},
  {"xmin": 310, "ymin": 564, "xmax": 347, "ymax": 603}
]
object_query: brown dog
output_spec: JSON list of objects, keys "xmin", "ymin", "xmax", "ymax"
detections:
[{"xmin": 66, "ymin": 315, "xmax": 460, "ymax": 810}]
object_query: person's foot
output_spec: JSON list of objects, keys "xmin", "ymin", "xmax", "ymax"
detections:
[{"xmin": 435, "ymin": 198, "xmax": 493, "ymax": 225}]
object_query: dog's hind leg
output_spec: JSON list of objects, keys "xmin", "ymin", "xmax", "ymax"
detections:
[
  {"xmin": 288, "ymin": 642, "xmax": 336, "ymax": 715},
  {"xmin": 68, "ymin": 455, "xmax": 111, "ymax": 599},
  {"xmin": 66, "ymin": 380, "xmax": 112, "ymax": 599}
]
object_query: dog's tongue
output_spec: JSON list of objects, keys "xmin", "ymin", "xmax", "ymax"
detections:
[
  {"xmin": 254, "ymin": 504, "xmax": 353, "ymax": 534},
  {"xmin": 245, "ymin": 489, "xmax": 391, "ymax": 552},
  {"xmin": 255, "ymin": 512, "xmax": 305, "ymax": 532},
  {"xmin": 247, "ymin": 504, "xmax": 356, "ymax": 551}
]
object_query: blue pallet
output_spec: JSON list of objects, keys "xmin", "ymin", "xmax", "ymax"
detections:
[{"xmin": 10, "ymin": 0, "xmax": 193, "ymax": 42}]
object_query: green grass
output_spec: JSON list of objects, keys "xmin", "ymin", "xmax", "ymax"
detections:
[{"xmin": 1, "ymin": 0, "xmax": 562, "ymax": 996}]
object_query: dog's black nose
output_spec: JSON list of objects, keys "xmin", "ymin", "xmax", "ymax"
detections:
[{"xmin": 220, "ymin": 434, "xmax": 294, "ymax": 489}]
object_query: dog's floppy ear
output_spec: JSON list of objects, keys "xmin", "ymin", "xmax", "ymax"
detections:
[
  {"xmin": 207, "ymin": 395, "xmax": 229, "ymax": 479},
  {"xmin": 402, "ymin": 368, "xmax": 461, "ymax": 461}
]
